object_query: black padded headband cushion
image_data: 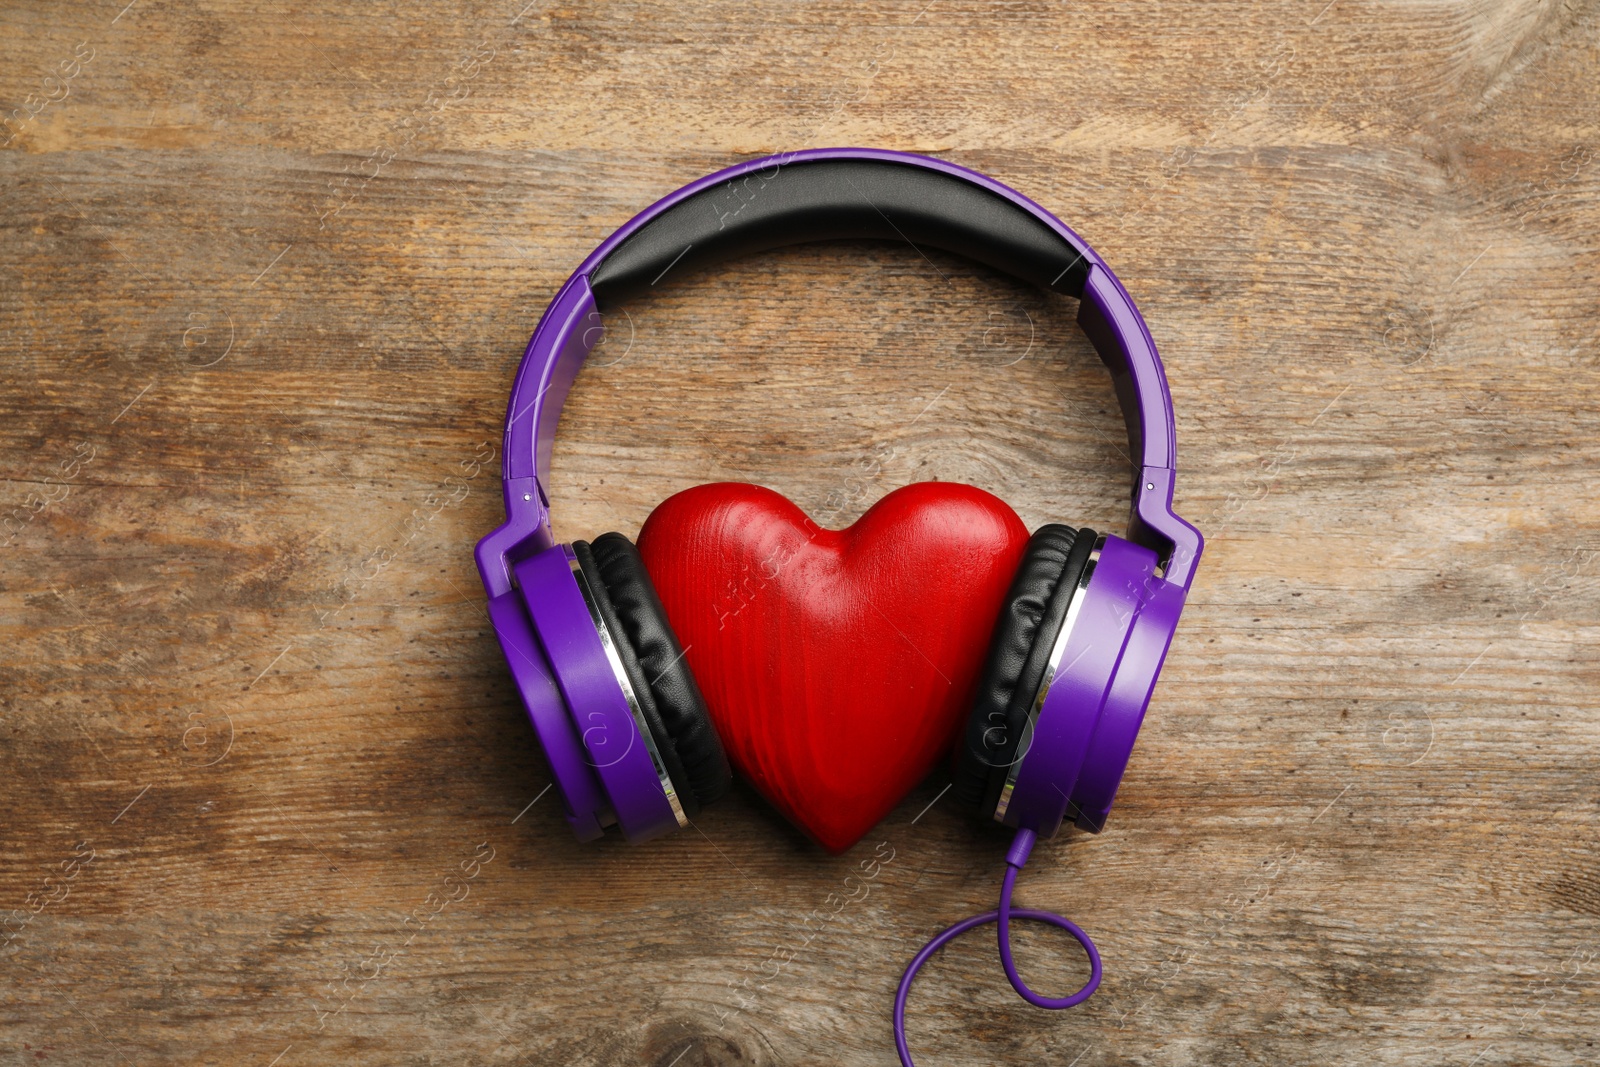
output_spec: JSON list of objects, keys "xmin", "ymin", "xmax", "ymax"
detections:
[
  {"xmin": 588, "ymin": 158, "xmax": 1091, "ymax": 305},
  {"xmin": 952, "ymin": 524, "xmax": 1098, "ymax": 816},
  {"xmin": 572, "ymin": 534, "xmax": 731, "ymax": 814}
]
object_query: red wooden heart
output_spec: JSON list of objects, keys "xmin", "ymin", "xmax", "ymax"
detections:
[{"xmin": 637, "ymin": 482, "xmax": 1029, "ymax": 853}]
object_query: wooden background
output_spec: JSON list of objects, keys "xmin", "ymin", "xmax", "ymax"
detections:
[{"xmin": 3, "ymin": 1, "xmax": 1598, "ymax": 1064}]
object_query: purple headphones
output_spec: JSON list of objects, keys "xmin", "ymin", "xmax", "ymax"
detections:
[{"xmin": 474, "ymin": 148, "xmax": 1202, "ymax": 1064}]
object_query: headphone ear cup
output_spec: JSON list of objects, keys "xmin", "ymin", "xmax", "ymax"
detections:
[
  {"xmin": 952, "ymin": 524, "xmax": 1098, "ymax": 817},
  {"xmin": 573, "ymin": 533, "xmax": 731, "ymax": 815}
]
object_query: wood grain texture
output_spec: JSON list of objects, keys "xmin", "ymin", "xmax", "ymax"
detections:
[{"xmin": 1, "ymin": 1, "xmax": 1597, "ymax": 1064}]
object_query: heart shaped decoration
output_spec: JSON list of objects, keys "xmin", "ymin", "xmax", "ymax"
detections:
[{"xmin": 637, "ymin": 481, "xmax": 1029, "ymax": 853}]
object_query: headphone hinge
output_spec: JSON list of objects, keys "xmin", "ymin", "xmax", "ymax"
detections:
[{"xmin": 474, "ymin": 476, "xmax": 555, "ymax": 598}]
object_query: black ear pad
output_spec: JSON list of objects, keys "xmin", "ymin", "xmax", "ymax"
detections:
[
  {"xmin": 952, "ymin": 524, "xmax": 1099, "ymax": 816},
  {"xmin": 572, "ymin": 533, "xmax": 731, "ymax": 816}
]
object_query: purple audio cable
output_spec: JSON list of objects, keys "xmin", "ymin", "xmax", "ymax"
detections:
[{"xmin": 893, "ymin": 829, "xmax": 1102, "ymax": 1066}]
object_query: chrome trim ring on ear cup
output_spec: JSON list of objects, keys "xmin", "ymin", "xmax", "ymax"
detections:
[
  {"xmin": 566, "ymin": 556, "xmax": 689, "ymax": 829},
  {"xmin": 993, "ymin": 536, "xmax": 1105, "ymax": 823}
]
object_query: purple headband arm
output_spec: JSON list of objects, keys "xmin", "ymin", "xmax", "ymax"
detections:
[{"xmin": 477, "ymin": 148, "xmax": 1201, "ymax": 597}]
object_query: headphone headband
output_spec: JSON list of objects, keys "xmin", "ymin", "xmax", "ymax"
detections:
[{"xmin": 479, "ymin": 148, "xmax": 1201, "ymax": 597}]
